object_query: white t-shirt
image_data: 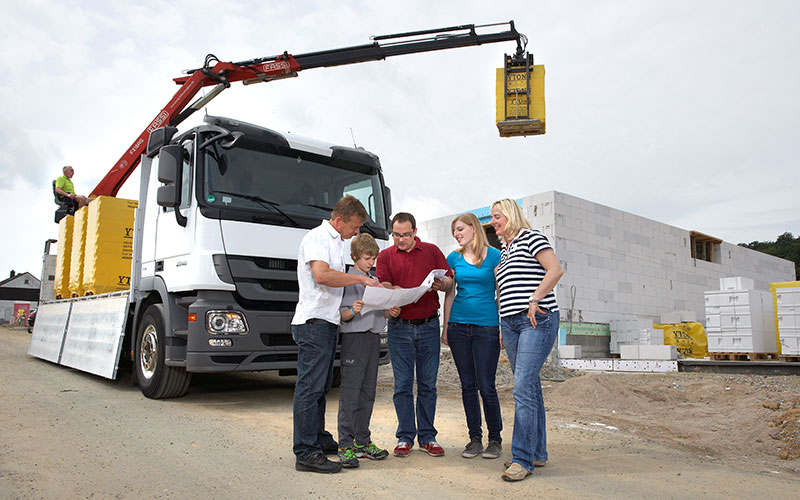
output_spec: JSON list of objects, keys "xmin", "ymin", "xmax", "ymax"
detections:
[{"xmin": 291, "ymin": 221, "xmax": 345, "ymax": 325}]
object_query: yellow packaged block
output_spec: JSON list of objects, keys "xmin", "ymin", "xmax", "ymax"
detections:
[
  {"xmin": 82, "ymin": 196, "xmax": 138, "ymax": 295},
  {"xmin": 54, "ymin": 215, "xmax": 74, "ymax": 299},
  {"xmin": 495, "ymin": 59, "xmax": 545, "ymax": 137},
  {"xmin": 770, "ymin": 280, "xmax": 800, "ymax": 355},
  {"xmin": 653, "ymin": 322, "xmax": 709, "ymax": 359},
  {"xmin": 68, "ymin": 207, "xmax": 88, "ymax": 297}
]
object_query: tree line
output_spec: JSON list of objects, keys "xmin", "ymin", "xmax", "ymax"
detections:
[{"xmin": 739, "ymin": 232, "xmax": 800, "ymax": 280}]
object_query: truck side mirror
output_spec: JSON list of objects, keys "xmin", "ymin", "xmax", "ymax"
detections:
[
  {"xmin": 155, "ymin": 145, "xmax": 187, "ymax": 227},
  {"xmin": 156, "ymin": 145, "xmax": 182, "ymax": 208},
  {"xmin": 383, "ymin": 185, "xmax": 392, "ymax": 221},
  {"xmin": 147, "ymin": 126, "xmax": 179, "ymax": 158}
]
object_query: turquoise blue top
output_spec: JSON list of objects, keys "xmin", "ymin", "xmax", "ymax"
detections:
[{"xmin": 446, "ymin": 246, "xmax": 501, "ymax": 326}]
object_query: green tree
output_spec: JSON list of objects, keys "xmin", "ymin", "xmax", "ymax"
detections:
[{"xmin": 739, "ymin": 232, "xmax": 800, "ymax": 280}]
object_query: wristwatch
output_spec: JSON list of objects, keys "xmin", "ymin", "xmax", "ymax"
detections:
[{"xmin": 528, "ymin": 295, "xmax": 539, "ymax": 304}]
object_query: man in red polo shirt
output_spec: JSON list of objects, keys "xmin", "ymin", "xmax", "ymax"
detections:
[{"xmin": 376, "ymin": 212, "xmax": 453, "ymax": 458}]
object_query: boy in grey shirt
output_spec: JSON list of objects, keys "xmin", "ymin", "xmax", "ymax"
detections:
[{"xmin": 337, "ymin": 234, "xmax": 399, "ymax": 468}]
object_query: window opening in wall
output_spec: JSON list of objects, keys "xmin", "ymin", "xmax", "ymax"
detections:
[
  {"xmin": 484, "ymin": 223, "xmax": 502, "ymax": 249},
  {"xmin": 690, "ymin": 230, "xmax": 721, "ymax": 263}
]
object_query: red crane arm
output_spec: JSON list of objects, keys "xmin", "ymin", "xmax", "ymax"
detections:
[
  {"xmin": 89, "ymin": 21, "xmax": 526, "ymax": 198},
  {"xmin": 90, "ymin": 56, "xmax": 301, "ymax": 197}
]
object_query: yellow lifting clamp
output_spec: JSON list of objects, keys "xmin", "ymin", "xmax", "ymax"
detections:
[{"xmin": 495, "ymin": 53, "xmax": 545, "ymax": 137}]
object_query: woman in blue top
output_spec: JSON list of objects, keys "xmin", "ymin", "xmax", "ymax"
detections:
[{"xmin": 442, "ymin": 212, "xmax": 503, "ymax": 460}]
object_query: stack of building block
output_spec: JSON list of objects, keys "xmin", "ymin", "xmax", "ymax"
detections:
[
  {"xmin": 704, "ymin": 277, "xmax": 777, "ymax": 357},
  {"xmin": 774, "ymin": 285, "xmax": 800, "ymax": 356},
  {"xmin": 610, "ymin": 317, "xmax": 659, "ymax": 354}
]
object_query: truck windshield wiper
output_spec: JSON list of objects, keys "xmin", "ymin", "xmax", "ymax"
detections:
[{"xmin": 213, "ymin": 190, "xmax": 301, "ymax": 227}]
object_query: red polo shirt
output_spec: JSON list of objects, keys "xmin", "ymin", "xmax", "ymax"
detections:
[{"xmin": 376, "ymin": 237, "xmax": 452, "ymax": 320}]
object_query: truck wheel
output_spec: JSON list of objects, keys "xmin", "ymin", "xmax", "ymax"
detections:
[{"xmin": 136, "ymin": 304, "xmax": 191, "ymax": 399}]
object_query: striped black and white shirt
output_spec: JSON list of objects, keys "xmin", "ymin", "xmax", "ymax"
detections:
[{"xmin": 496, "ymin": 228, "xmax": 559, "ymax": 317}]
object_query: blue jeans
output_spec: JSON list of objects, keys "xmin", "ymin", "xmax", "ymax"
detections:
[
  {"xmin": 292, "ymin": 320, "xmax": 338, "ymax": 460},
  {"xmin": 501, "ymin": 309, "xmax": 559, "ymax": 472},
  {"xmin": 387, "ymin": 317, "xmax": 441, "ymax": 445},
  {"xmin": 447, "ymin": 323, "xmax": 503, "ymax": 442}
]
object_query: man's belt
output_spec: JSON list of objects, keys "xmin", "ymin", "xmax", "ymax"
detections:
[{"xmin": 394, "ymin": 313, "xmax": 439, "ymax": 326}]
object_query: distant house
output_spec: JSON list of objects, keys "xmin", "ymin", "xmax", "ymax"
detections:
[{"xmin": 0, "ymin": 271, "xmax": 40, "ymax": 325}]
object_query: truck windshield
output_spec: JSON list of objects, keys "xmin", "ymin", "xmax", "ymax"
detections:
[{"xmin": 200, "ymin": 142, "xmax": 388, "ymax": 234}]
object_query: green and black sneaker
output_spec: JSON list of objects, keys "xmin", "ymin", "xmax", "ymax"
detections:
[
  {"xmin": 353, "ymin": 441, "xmax": 389, "ymax": 460},
  {"xmin": 338, "ymin": 446, "xmax": 360, "ymax": 468}
]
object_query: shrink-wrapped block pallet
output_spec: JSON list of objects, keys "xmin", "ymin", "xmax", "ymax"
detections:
[
  {"xmin": 68, "ymin": 207, "xmax": 88, "ymax": 297},
  {"xmin": 54, "ymin": 215, "xmax": 74, "ymax": 299},
  {"xmin": 82, "ymin": 196, "xmax": 137, "ymax": 295}
]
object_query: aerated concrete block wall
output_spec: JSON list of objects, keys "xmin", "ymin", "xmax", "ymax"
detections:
[
  {"xmin": 416, "ymin": 191, "xmax": 795, "ymax": 329},
  {"xmin": 549, "ymin": 191, "xmax": 794, "ymax": 326}
]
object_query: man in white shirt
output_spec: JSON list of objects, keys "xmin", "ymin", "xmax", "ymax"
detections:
[{"xmin": 292, "ymin": 195, "xmax": 381, "ymax": 474}]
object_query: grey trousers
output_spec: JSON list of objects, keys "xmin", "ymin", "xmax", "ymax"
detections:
[{"xmin": 337, "ymin": 332, "xmax": 381, "ymax": 448}]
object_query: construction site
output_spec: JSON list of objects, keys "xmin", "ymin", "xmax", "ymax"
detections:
[{"xmin": 2, "ymin": 2, "xmax": 799, "ymax": 499}]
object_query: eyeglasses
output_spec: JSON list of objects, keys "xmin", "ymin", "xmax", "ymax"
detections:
[{"xmin": 391, "ymin": 232, "xmax": 414, "ymax": 239}]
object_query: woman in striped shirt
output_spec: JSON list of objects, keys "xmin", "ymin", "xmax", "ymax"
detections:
[{"xmin": 490, "ymin": 198, "xmax": 563, "ymax": 482}]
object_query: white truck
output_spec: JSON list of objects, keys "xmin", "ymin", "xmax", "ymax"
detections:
[{"xmin": 30, "ymin": 22, "xmax": 533, "ymax": 398}]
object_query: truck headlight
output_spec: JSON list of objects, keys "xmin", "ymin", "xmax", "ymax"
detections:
[{"xmin": 206, "ymin": 311, "xmax": 249, "ymax": 335}]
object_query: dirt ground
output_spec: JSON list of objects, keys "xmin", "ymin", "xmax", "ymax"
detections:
[{"xmin": 1, "ymin": 325, "xmax": 798, "ymax": 499}]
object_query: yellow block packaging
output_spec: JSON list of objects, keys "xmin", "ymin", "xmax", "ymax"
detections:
[
  {"xmin": 495, "ymin": 60, "xmax": 545, "ymax": 137},
  {"xmin": 82, "ymin": 196, "xmax": 138, "ymax": 295},
  {"xmin": 68, "ymin": 207, "xmax": 88, "ymax": 297},
  {"xmin": 54, "ymin": 215, "xmax": 74, "ymax": 299},
  {"xmin": 769, "ymin": 280, "xmax": 800, "ymax": 355},
  {"xmin": 653, "ymin": 322, "xmax": 709, "ymax": 359}
]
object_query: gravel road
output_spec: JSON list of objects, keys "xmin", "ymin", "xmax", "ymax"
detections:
[{"xmin": 1, "ymin": 326, "xmax": 798, "ymax": 499}]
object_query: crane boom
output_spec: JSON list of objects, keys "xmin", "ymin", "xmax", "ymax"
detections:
[{"xmin": 91, "ymin": 21, "xmax": 527, "ymax": 197}]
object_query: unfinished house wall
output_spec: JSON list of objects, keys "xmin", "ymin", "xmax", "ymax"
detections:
[
  {"xmin": 416, "ymin": 191, "xmax": 794, "ymax": 332},
  {"xmin": 549, "ymin": 191, "xmax": 794, "ymax": 326}
]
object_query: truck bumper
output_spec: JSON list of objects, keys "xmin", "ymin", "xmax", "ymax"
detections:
[{"xmin": 181, "ymin": 291, "xmax": 389, "ymax": 373}]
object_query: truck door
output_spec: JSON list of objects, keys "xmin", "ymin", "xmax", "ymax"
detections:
[{"xmin": 154, "ymin": 143, "xmax": 196, "ymax": 285}]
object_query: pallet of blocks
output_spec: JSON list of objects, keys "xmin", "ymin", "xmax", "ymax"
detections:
[
  {"xmin": 771, "ymin": 281, "xmax": 800, "ymax": 361},
  {"xmin": 704, "ymin": 277, "xmax": 778, "ymax": 361}
]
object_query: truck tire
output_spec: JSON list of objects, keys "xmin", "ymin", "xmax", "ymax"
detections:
[{"xmin": 135, "ymin": 304, "xmax": 191, "ymax": 399}]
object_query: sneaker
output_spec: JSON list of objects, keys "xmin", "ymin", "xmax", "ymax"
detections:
[
  {"xmin": 337, "ymin": 447, "xmax": 360, "ymax": 469},
  {"xmin": 296, "ymin": 452, "xmax": 343, "ymax": 474},
  {"xmin": 420, "ymin": 441, "xmax": 445, "ymax": 457},
  {"xmin": 501, "ymin": 462, "xmax": 531, "ymax": 482},
  {"xmin": 354, "ymin": 441, "xmax": 389, "ymax": 460},
  {"xmin": 482, "ymin": 440, "xmax": 502, "ymax": 459},
  {"xmin": 461, "ymin": 438, "xmax": 483, "ymax": 458},
  {"xmin": 393, "ymin": 441, "xmax": 412, "ymax": 457}
]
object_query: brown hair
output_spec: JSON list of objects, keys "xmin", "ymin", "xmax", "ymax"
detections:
[
  {"xmin": 350, "ymin": 233, "xmax": 380, "ymax": 260},
  {"xmin": 391, "ymin": 212, "xmax": 416, "ymax": 230},
  {"xmin": 451, "ymin": 212, "xmax": 490, "ymax": 268},
  {"xmin": 332, "ymin": 195, "xmax": 368, "ymax": 222}
]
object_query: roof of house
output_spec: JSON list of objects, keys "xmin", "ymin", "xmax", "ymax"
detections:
[{"xmin": 0, "ymin": 272, "xmax": 40, "ymax": 288}]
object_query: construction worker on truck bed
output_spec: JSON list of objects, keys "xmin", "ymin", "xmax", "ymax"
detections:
[{"xmin": 54, "ymin": 166, "xmax": 89, "ymax": 209}]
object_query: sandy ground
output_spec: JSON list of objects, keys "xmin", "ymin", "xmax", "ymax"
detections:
[{"xmin": 1, "ymin": 325, "xmax": 798, "ymax": 499}]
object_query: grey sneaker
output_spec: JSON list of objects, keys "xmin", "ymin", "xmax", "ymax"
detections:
[
  {"xmin": 461, "ymin": 438, "xmax": 483, "ymax": 458},
  {"xmin": 482, "ymin": 440, "xmax": 502, "ymax": 459}
]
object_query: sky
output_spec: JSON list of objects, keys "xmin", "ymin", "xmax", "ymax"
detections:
[{"xmin": 2, "ymin": 0, "xmax": 799, "ymax": 277}]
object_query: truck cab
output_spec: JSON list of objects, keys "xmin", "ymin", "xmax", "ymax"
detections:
[{"xmin": 135, "ymin": 115, "xmax": 391, "ymax": 397}]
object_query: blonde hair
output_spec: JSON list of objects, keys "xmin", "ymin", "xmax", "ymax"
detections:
[
  {"xmin": 350, "ymin": 233, "xmax": 380, "ymax": 260},
  {"xmin": 451, "ymin": 212, "xmax": 489, "ymax": 268},
  {"xmin": 491, "ymin": 198, "xmax": 531, "ymax": 242}
]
